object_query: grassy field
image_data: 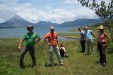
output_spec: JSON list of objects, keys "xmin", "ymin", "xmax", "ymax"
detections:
[{"xmin": 0, "ymin": 38, "xmax": 113, "ymax": 75}]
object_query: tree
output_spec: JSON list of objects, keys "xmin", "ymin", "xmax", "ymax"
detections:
[{"xmin": 78, "ymin": 0, "xmax": 113, "ymax": 41}]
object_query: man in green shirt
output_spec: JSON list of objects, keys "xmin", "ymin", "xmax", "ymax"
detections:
[{"xmin": 18, "ymin": 25, "xmax": 41, "ymax": 68}]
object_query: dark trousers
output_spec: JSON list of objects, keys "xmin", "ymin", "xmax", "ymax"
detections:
[
  {"xmin": 20, "ymin": 46, "xmax": 36, "ymax": 66},
  {"xmin": 80, "ymin": 40, "xmax": 85, "ymax": 53},
  {"xmin": 97, "ymin": 42, "xmax": 106, "ymax": 64},
  {"xmin": 60, "ymin": 49, "xmax": 65, "ymax": 57}
]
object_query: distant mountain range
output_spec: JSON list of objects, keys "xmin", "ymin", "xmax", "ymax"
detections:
[
  {"xmin": 60, "ymin": 19, "xmax": 103, "ymax": 27},
  {"xmin": 0, "ymin": 15, "xmax": 103, "ymax": 28}
]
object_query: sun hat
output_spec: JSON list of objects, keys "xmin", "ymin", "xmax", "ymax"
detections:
[
  {"xmin": 98, "ymin": 25, "xmax": 104, "ymax": 29},
  {"xmin": 27, "ymin": 25, "xmax": 34, "ymax": 30},
  {"xmin": 50, "ymin": 26, "xmax": 54, "ymax": 30}
]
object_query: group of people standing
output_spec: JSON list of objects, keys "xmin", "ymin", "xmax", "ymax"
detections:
[
  {"xmin": 18, "ymin": 25, "xmax": 65, "ymax": 68},
  {"xmin": 78, "ymin": 26, "xmax": 95, "ymax": 54},
  {"xmin": 18, "ymin": 24, "xmax": 110, "ymax": 68},
  {"xmin": 78, "ymin": 25, "xmax": 110, "ymax": 67}
]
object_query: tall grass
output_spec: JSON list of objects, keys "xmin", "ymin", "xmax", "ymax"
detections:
[{"xmin": 0, "ymin": 38, "xmax": 113, "ymax": 75}]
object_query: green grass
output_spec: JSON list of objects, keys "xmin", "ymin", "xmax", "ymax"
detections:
[{"xmin": 0, "ymin": 38, "xmax": 113, "ymax": 75}]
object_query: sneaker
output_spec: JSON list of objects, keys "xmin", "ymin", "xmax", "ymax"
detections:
[
  {"xmin": 103, "ymin": 63, "xmax": 106, "ymax": 67},
  {"xmin": 59, "ymin": 63, "xmax": 64, "ymax": 66}
]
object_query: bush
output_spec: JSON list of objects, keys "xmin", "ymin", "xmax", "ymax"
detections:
[{"xmin": 107, "ymin": 41, "xmax": 113, "ymax": 53}]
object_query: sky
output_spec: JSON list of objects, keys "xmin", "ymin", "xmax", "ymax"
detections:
[{"xmin": 0, "ymin": 0, "xmax": 111, "ymax": 24}]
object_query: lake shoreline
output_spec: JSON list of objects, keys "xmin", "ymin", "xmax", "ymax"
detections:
[{"xmin": 59, "ymin": 34, "xmax": 79, "ymax": 40}]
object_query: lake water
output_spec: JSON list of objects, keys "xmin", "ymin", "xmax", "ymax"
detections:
[{"xmin": 0, "ymin": 26, "xmax": 78, "ymax": 40}]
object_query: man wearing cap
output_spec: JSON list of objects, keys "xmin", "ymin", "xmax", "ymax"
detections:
[
  {"xmin": 84, "ymin": 26, "xmax": 95, "ymax": 55},
  {"xmin": 97, "ymin": 25, "xmax": 110, "ymax": 67},
  {"xmin": 44, "ymin": 26, "xmax": 63, "ymax": 66},
  {"xmin": 18, "ymin": 25, "xmax": 41, "ymax": 68}
]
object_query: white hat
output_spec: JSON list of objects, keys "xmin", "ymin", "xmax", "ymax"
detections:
[{"xmin": 50, "ymin": 26, "xmax": 54, "ymax": 30}]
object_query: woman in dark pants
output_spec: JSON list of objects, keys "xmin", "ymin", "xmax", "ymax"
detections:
[{"xmin": 97, "ymin": 25, "xmax": 110, "ymax": 67}]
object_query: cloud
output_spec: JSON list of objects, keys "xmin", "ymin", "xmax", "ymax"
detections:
[
  {"xmin": 0, "ymin": 0, "xmax": 99, "ymax": 24},
  {"xmin": 0, "ymin": 0, "xmax": 17, "ymax": 4},
  {"xmin": 62, "ymin": 0, "xmax": 111, "ymax": 3},
  {"xmin": 61, "ymin": 0, "xmax": 78, "ymax": 4},
  {"xmin": 0, "ymin": 19, "xmax": 4, "ymax": 23},
  {"xmin": 18, "ymin": 7, "xmax": 98, "ymax": 24},
  {"xmin": 0, "ymin": 0, "xmax": 18, "ymax": 21},
  {"xmin": 96, "ymin": 0, "xmax": 111, "ymax": 4}
]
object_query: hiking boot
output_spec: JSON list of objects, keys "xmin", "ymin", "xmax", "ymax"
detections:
[
  {"xmin": 20, "ymin": 65, "xmax": 25, "ymax": 69},
  {"xmin": 48, "ymin": 64, "xmax": 54, "ymax": 67}
]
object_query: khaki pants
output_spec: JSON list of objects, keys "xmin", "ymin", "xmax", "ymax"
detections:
[
  {"xmin": 86, "ymin": 39, "xmax": 94, "ymax": 54},
  {"xmin": 49, "ymin": 46, "xmax": 63, "ymax": 65}
]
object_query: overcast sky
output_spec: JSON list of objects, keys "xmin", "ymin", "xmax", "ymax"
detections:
[{"xmin": 0, "ymin": 0, "xmax": 111, "ymax": 24}]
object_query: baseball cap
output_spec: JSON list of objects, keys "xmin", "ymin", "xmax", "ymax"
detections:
[{"xmin": 50, "ymin": 26, "xmax": 54, "ymax": 30}]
